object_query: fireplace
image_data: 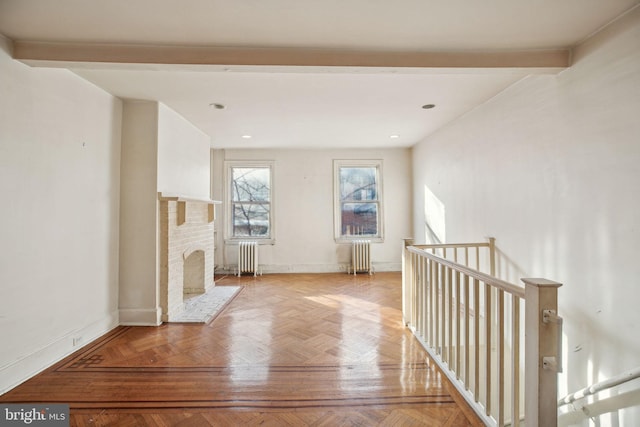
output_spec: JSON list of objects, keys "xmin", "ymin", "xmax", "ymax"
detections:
[{"xmin": 158, "ymin": 193, "xmax": 219, "ymax": 322}]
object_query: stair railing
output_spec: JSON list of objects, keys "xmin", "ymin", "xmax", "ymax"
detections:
[
  {"xmin": 402, "ymin": 238, "xmax": 562, "ymax": 427},
  {"xmin": 557, "ymin": 366, "xmax": 640, "ymax": 426}
]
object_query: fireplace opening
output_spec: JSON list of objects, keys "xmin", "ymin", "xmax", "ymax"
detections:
[{"xmin": 183, "ymin": 249, "xmax": 205, "ymax": 295}]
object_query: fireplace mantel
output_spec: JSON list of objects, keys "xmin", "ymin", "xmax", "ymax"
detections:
[
  {"xmin": 158, "ymin": 192, "xmax": 221, "ymax": 225},
  {"xmin": 158, "ymin": 192, "xmax": 221, "ymax": 204}
]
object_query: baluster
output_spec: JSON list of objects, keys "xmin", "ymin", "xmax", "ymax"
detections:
[
  {"xmin": 474, "ymin": 277, "xmax": 481, "ymax": 401},
  {"xmin": 456, "ymin": 270, "xmax": 462, "ymax": 378},
  {"xmin": 413, "ymin": 255, "xmax": 422, "ymax": 336},
  {"xmin": 411, "ymin": 253, "xmax": 420, "ymax": 328},
  {"xmin": 440, "ymin": 264, "xmax": 447, "ymax": 357},
  {"xmin": 435, "ymin": 263, "xmax": 441, "ymax": 355},
  {"xmin": 424, "ymin": 257, "xmax": 430, "ymax": 344},
  {"xmin": 497, "ymin": 289, "xmax": 505, "ymax": 426},
  {"xmin": 489, "ymin": 237, "xmax": 496, "ymax": 277},
  {"xmin": 512, "ymin": 295, "xmax": 521, "ymax": 427},
  {"xmin": 463, "ymin": 275, "xmax": 470, "ymax": 389},
  {"xmin": 485, "ymin": 282, "xmax": 492, "ymax": 416},
  {"xmin": 420, "ymin": 256, "xmax": 427, "ymax": 339},
  {"xmin": 431, "ymin": 257, "xmax": 436, "ymax": 347},
  {"xmin": 447, "ymin": 267, "xmax": 453, "ymax": 366}
]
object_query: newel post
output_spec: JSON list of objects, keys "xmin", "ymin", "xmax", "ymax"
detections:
[
  {"xmin": 402, "ymin": 238, "xmax": 414, "ymax": 326},
  {"xmin": 523, "ymin": 278, "xmax": 563, "ymax": 427},
  {"xmin": 487, "ymin": 237, "xmax": 496, "ymax": 276}
]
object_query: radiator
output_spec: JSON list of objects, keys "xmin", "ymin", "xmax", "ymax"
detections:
[
  {"xmin": 237, "ymin": 241, "xmax": 260, "ymax": 277},
  {"xmin": 350, "ymin": 239, "xmax": 373, "ymax": 275}
]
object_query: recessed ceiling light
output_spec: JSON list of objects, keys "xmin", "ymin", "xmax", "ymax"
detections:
[
  {"xmin": 210, "ymin": 103, "xmax": 225, "ymax": 109},
  {"xmin": 422, "ymin": 104, "xmax": 436, "ymax": 109},
  {"xmin": 241, "ymin": 135, "xmax": 252, "ymax": 139},
  {"xmin": 390, "ymin": 135, "xmax": 400, "ymax": 139}
]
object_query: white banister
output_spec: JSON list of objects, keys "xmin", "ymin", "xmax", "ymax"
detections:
[
  {"xmin": 406, "ymin": 246, "xmax": 525, "ymax": 298},
  {"xmin": 403, "ymin": 240, "xmax": 562, "ymax": 427},
  {"xmin": 557, "ymin": 366, "xmax": 640, "ymax": 426},
  {"xmin": 558, "ymin": 366, "xmax": 640, "ymax": 407}
]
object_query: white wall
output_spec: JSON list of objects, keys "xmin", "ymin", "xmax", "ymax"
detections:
[
  {"xmin": 411, "ymin": 8, "xmax": 640, "ymax": 425},
  {"xmin": 157, "ymin": 103, "xmax": 210, "ymax": 199},
  {"xmin": 119, "ymin": 101, "xmax": 160, "ymax": 325},
  {"xmin": 212, "ymin": 148, "xmax": 412, "ymax": 273},
  {"xmin": 0, "ymin": 36, "xmax": 121, "ymax": 393}
]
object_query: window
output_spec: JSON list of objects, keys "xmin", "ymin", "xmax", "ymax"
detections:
[
  {"xmin": 225, "ymin": 161, "xmax": 274, "ymax": 242},
  {"xmin": 334, "ymin": 160, "xmax": 383, "ymax": 242}
]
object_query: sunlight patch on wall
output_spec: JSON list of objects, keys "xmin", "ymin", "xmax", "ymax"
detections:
[{"xmin": 424, "ymin": 185, "xmax": 446, "ymax": 244}]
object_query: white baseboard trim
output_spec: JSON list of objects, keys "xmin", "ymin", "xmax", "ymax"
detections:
[
  {"xmin": 218, "ymin": 262, "xmax": 401, "ymax": 275},
  {"xmin": 119, "ymin": 307, "xmax": 162, "ymax": 326},
  {"xmin": 0, "ymin": 310, "xmax": 119, "ymax": 395},
  {"xmin": 183, "ymin": 287, "xmax": 205, "ymax": 295},
  {"xmin": 371, "ymin": 262, "xmax": 402, "ymax": 272}
]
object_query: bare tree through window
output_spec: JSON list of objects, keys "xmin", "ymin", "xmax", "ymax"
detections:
[{"xmin": 231, "ymin": 167, "xmax": 271, "ymax": 237}]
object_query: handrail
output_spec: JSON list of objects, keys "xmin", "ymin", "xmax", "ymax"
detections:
[
  {"xmin": 413, "ymin": 242, "xmax": 491, "ymax": 249},
  {"xmin": 558, "ymin": 366, "xmax": 640, "ymax": 407},
  {"xmin": 407, "ymin": 246, "xmax": 525, "ymax": 298}
]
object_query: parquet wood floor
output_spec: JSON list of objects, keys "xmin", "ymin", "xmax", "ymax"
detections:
[{"xmin": 1, "ymin": 272, "xmax": 483, "ymax": 426}]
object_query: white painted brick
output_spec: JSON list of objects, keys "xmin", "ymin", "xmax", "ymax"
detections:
[{"xmin": 159, "ymin": 200, "xmax": 215, "ymax": 319}]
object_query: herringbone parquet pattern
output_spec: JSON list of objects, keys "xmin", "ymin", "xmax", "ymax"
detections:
[{"xmin": 1, "ymin": 272, "xmax": 483, "ymax": 426}]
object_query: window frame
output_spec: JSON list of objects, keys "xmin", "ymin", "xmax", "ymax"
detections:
[
  {"xmin": 333, "ymin": 159, "xmax": 384, "ymax": 243},
  {"xmin": 224, "ymin": 160, "xmax": 275, "ymax": 244}
]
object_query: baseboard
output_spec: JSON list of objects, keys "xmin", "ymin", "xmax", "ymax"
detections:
[
  {"xmin": 119, "ymin": 307, "xmax": 162, "ymax": 326},
  {"xmin": 217, "ymin": 262, "xmax": 402, "ymax": 275},
  {"xmin": 183, "ymin": 287, "xmax": 205, "ymax": 295},
  {"xmin": 370, "ymin": 262, "xmax": 402, "ymax": 272},
  {"xmin": 0, "ymin": 310, "xmax": 119, "ymax": 395},
  {"xmin": 263, "ymin": 264, "xmax": 348, "ymax": 274}
]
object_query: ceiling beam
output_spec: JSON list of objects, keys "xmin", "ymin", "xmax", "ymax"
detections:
[{"xmin": 13, "ymin": 40, "xmax": 570, "ymax": 69}]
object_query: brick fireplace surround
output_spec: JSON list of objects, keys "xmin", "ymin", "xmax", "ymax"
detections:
[{"xmin": 158, "ymin": 193, "xmax": 219, "ymax": 322}]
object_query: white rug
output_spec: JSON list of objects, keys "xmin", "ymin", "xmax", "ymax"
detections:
[{"xmin": 170, "ymin": 286, "xmax": 242, "ymax": 323}]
